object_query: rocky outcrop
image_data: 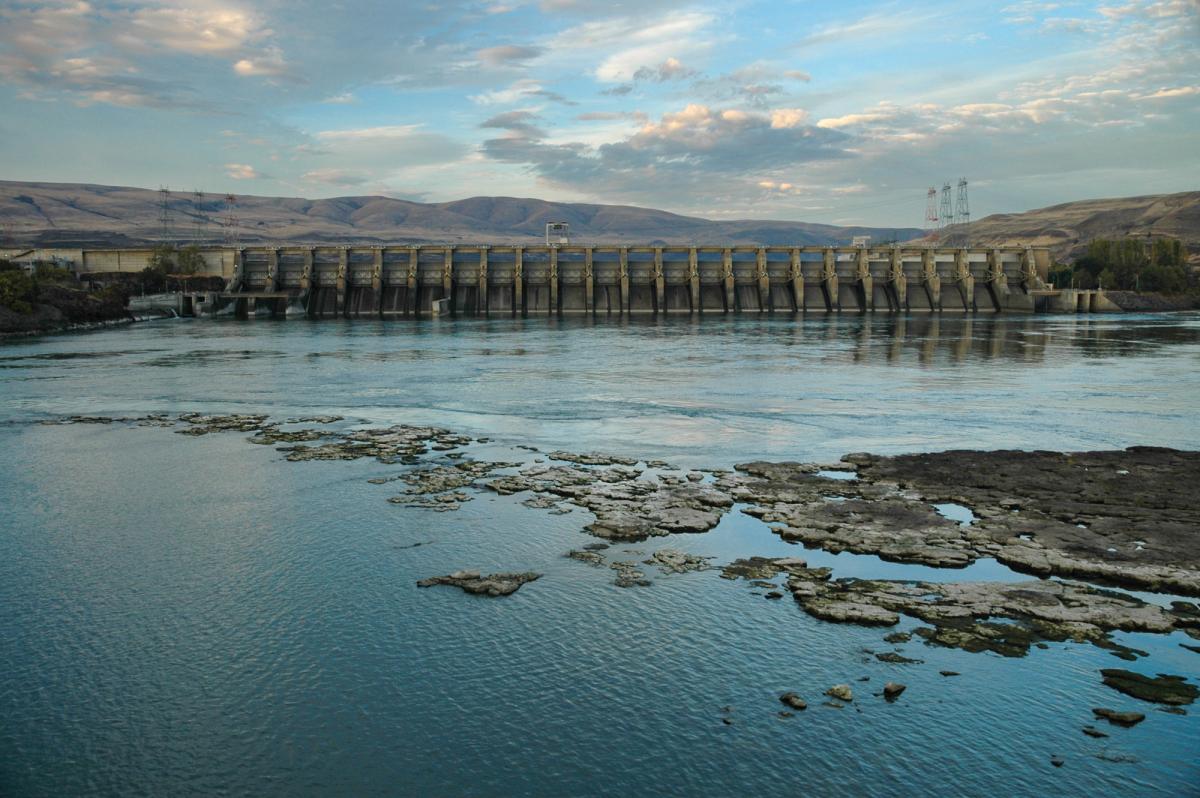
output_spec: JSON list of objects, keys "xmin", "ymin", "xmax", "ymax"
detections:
[
  {"xmin": 417, "ymin": 570, "xmax": 541, "ymax": 597},
  {"xmin": 1099, "ymin": 670, "xmax": 1198, "ymax": 705},
  {"xmin": 721, "ymin": 448, "xmax": 1200, "ymax": 595}
]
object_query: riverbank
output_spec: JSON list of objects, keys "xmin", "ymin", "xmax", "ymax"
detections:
[{"xmin": 1105, "ymin": 290, "xmax": 1199, "ymax": 312}]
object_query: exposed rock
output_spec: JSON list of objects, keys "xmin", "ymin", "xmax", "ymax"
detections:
[
  {"xmin": 774, "ymin": 571, "xmax": 1185, "ymax": 657},
  {"xmin": 1050, "ymin": 755, "xmax": 1065, "ymax": 768},
  {"xmin": 1099, "ymin": 670, "xmax": 1198, "ymax": 705},
  {"xmin": 567, "ymin": 549, "xmax": 606, "ymax": 567},
  {"xmin": 721, "ymin": 449, "xmax": 1200, "ymax": 595},
  {"xmin": 176, "ymin": 413, "xmax": 269, "ymax": 435},
  {"xmin": 884, "ymin": 631, "xmax": 912, "ymax": 644},
  {"xmin": 416, "ymin": 570, "xmax": 541, "ymax": 597},
  {"xmin": 547, "ymin": 451, "xmax": 638, "ymax": 466},
  {"xmin": 825, "ymin": 684, "xmax": 853, "ymax": 702},
  {"xmin": 765, "ymin": 591, "xmax": 784, "ymax": 600},
  {"xmin": 940, "ymin": 671, "xmax": 960, "ymax": 677},
  {"xmin": 487, "ymin": 461, "xmax": 732, "ymax": 542},
  {"xmin": 610, "ymin": 561, "xmax": 651, "ymax": 588},
  {"xmin": 286, "ymin": 415, "xmax": 343, "ymax": 424},
  {"xmin": 644, "ymin": 549, "xmax": 712, "ymax": 574},
  {"xmin": 280, "ymin": 425, "xmax": 471, "ymax": 463},
  {"xmin": 876, "ymin": 652, "xmax": 923, "ymax": 664},
  {"xmin": 720, "ymin": 557, "xmax": 811, "ymax": 581},
  {"xmin": 882, "ymin": 682, "xmax": 906, "ymax": 700},
  {"xmin": 248, "ymin": 427, "xmax": 328, "ymax": 445},
  {"xmin": 1092, "ymin": 708, "xmax": 1146, "ymax": 727},
  {"xmin": 779, "ymin": 692, "xmax": 808, "ymax": 710},
  {"xmin": 1081, "ymin": 726, "xmax": 1109, "ymax": 739}
]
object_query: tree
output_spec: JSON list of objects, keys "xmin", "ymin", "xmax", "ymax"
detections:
[
  {"xmin": 0, "ymin": 270, "xmax": 35, "ymax": 313},
  {"xmin": 176, "ymin": 244, "xmax": 206, "ymax": 275}
]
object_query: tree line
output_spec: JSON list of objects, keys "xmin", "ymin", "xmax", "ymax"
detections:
[{"xmin": 1049, "ymin": 237, "xmax": 1191, "ymax": 293}]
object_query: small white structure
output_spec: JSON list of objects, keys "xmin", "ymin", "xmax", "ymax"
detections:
[
  {"xmin": 851, "ymin": 235, "xmax": 871, "ymax": 248},
  {"xmin": 545, "ymin": 222, "xmax": 570, "ymax": 246}
]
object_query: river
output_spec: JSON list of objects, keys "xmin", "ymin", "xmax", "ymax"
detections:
[{"xmin": 1, "ymin": 313, "xmax": 1198, "ymax": 796}]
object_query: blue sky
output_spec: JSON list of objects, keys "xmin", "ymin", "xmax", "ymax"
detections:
[{"xmin": 1, "ymin": 0, "xmax": 1197, "ymax": 225}]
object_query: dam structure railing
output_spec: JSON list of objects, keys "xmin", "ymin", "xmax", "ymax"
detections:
[{"xmin": 77, "ymin": 244, "xmax": 1064, "ymax": 317}]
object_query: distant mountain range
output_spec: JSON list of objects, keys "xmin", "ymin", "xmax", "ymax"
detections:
[
  {"xmin": 1, "ymin": 181, "xmax": 1195, "ymax": 262},
  {"xmin": 0, "ymin": 181, "xmax": 919, "ymax": 248}
]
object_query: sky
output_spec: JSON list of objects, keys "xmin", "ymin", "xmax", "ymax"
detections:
[{"xmin": 0, "ymin": 0, "xmax": 1197, "ymax": 226}]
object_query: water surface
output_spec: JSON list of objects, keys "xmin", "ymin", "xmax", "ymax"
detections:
[{"xmin": 2, "ymin": 313, "xmax": 1198, "ymax": 797}]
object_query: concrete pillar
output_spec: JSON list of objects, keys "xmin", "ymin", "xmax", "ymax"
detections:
[
  {"xmin": 790, "ymin": 248, "xmax": 804, "ymax": 312},
  {"xmin": 300, "ymin": 248, "xmax": 313, "ymax": 292},
  {"xmin": 619, "ymin": 247, "xmax": 630, "ymax": 315},
  {"xmin": 888, "ymin": 246, "xmax": 902, "ymax": 307},
  {"xmin": 229, "ymin": 248, "xmax": 245, "ymax": 293},
  {"xmin": 478, "ymin": 246, "xmax": 488, "ymax": 316},
  {"xmin": 723, "ymin": 248, "xmax": 734, "ymax": 312},
  {"xmin": 371, "ymin": 248, "xmax": 383, "ymax": 293},
  {"xmin": 856, "ymin": 247, "xmax": 873, "ymax": 311},
  {"xmin": 653, "ymin": 247, "xmax": 665, "ymax": 313},
  {"xmin": 549, "ymin": 247, "xmax": 559, "ymax": 316},
  {"xmin": 443, "ymin": 247, "xmax": 454, "ymax": 315},
  {"xmin": 336, "ymin": 248, "xmax": 347, "ymax": 316},
  {"xmin": 987, "ymin": 248, "xmax": 1009, "ymax": 295},
  {"xmin": 407, "ymin": 246, "xmax": 419, "ymax": 316},
  {"xmin": 584, "ymin": 247, "xmax": 594, "ymax": 314},
  {"xmin": 265, "ymin": 247, "xmax": 278, "ymax": 293},
  {"xmin": 955, "ymin": 249, "xmax": 975, "ymax": 310},
  {"xmin": 1020, "ymin": 247, "xmax": 1038, "ymax": 290},
  {"xmin": 689, "ymin": 247, "xmax": 700, "ymax": 313},
  {"xmin": 822, "ymin": 247, "xmax": 839, "ymax": 311},
  {"xmin": 921, "ymin": 249, "xmax": 941, "ymax": 309},
  {"xmin": 514, "ymin": 247, "xmax": 524, "ymax": 317},
  {"xmin": 756, "ymin": 248, "xmax": 770, "ymax": 312}
]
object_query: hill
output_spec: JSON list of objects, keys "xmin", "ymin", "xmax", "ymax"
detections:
[
  {"xmin": 0, "ymin": 181, "xmax": 921, "ymax": 248},
  {"xmin": 921, "ymin": 191, "xmax": 1200, "ymax": 262}
]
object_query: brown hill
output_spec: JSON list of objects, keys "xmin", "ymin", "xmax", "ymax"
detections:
[
  {"xmin": 0, "ymin": 181, "xmax": 921, "ymax": 248},
  {"xmin": 920, "ymin": 191, "xmax": 1200, "ymax": 262}
]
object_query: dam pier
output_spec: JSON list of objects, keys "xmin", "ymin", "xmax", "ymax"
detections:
[{"xmin": 78, "ymin": 243, "xmax": 1112, "ymax": 317}]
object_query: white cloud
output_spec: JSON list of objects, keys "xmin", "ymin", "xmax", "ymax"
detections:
[{"xmin": 225, "ymin": 163, "xmax": 260, "ymax": 179}]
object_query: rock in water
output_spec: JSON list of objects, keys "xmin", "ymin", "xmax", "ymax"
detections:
[
  {"xmin": 1081, "ymin": 726, "xmax": 1109, "ymax": 738},
  {"xmin": 779, "ymin": 692, "xmax": 808, "ymax": 711},
  {"xmin": 825, "ymin": 684, "xmax": 853, "ymax": 702},
  {"xmin": 883, "ymin": 682, "xmax": 906, "ymax": 700},
  {"xmin": 416, "ymin": 570, "xmax": 541, "ymax": 597},
  {"xmin": 1099, "ymin": 669, "xmax": 1198, "ymax": 705},
  {"xmin": 1092, "ymin": 708, "xmax": 1146, "ymax": 727},
  {"xmin": 1050, "ymin": 755, "xmax": 1065, "ymax": 768}
]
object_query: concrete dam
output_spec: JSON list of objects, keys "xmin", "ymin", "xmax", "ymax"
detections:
[{"xmin": 83, "ymin": 244, "xmax": 1069, "ymax": 317}]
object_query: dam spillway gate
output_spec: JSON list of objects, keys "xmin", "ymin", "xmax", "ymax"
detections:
[{"xmin": 210, "ymin": 244, "xmax": 1053, "ymax": 317}]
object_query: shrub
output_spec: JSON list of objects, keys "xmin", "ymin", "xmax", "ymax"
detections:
[{"xmin": 0, "ymin": 270, "xmax": 35, "ymax": 313}]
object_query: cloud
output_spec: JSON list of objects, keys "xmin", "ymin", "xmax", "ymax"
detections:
[
  {"xmin": 301, "ymin": 168, "xmax": 370, "ymax": 186},
  {"xmin": 480, "ymin": 102, "xmax": 850, "ymax": 204},
  {"xmin": 323, "ymin": 92, "xmax": 358, "ymax": 104},
  {"xmin": 632, "ymin": 57, "xmax": 697, "ymax": 82},
  {"xmin": 225, "ymin": 163, "xmax": 261, "ymax": 179},
  {"xmin": 233, "ymin": 46, "xmax": 298, "ymax": 80},
  {"xmin": 481, "ymin": 110, "xmax": 547, "ymax": 139},
  {"xmin": 121, "ymin": 6, "xmax": 265, "ymax": 55},
  {"xmin": 476, "ymin": 44, "xmax": 545, "ymax": 66}
]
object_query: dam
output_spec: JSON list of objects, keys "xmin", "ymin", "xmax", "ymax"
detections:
[{"xmin": 77, "ymin": 243, "xmax": 1076, "ymax": 317}]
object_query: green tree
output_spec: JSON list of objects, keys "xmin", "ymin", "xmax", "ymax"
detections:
[
  {"xmin": 176, "ymin": 244, "xmax": 206, "ymax": 275},
  {"xmin": 0, "ymin": 270, "xmax": 35, "ymax": 313}
]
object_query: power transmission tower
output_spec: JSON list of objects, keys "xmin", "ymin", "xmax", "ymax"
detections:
[
  {"xmin": 954, "ymin": 178, "xmax": 970, "ymax": 247},
  {"xmin": 192, "ymin": 189, "xmax": 207, "ymax": 244},
  {"xmin": 158, "ymin": 186, "xmax": 174, "ymax": 242},
  {"xmin": 925, "ymin": 187, "xmax": 939, "ymax": 242},
  {"xmin": 938, "ymin": 183, "xmax": 953, "ymax": 234},
  {"xmin": 222, "ymin": 194, "xmax": 239, "ymax": 246}
]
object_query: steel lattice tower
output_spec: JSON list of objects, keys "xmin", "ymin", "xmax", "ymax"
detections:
[
  {"xmin": 925, "ymin": 187, "xmax": 939, "ymax": 239},
  {"xmin": 222, "ymin": 194, "xmax": 239, "ymax": 246},
  {"xmin": 954, "ymin": 178, "xmax": 970, "ymax": 246},
  {"xmin": 938, "ymin": 183, "xmax": 953, "ymax": 231},
  {"xmin": 158, "ymin": 186, "xmax": 173, "ymax": 242},
  {"xmin": 192, "ymin": 190, "xmax": 206, "ymax": 244}
]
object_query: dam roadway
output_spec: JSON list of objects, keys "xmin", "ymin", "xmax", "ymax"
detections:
[{"xmin": 78, "ymin": 243, "xmax": 1082, "ymax": 317}]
